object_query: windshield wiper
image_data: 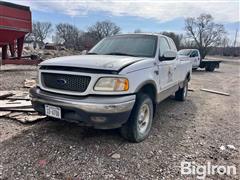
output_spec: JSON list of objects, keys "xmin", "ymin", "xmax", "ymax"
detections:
[{"xmin": 104, "ymin": 52, "xmax": 137, "ymax": 57}]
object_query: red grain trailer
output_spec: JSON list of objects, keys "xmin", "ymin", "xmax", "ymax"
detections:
[{"xmin": 0, "ymin": 1, "xmax": 40, "ymax": 65}]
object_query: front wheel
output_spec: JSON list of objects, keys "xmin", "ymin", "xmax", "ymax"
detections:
[
  {"xmin": 120, "ymin": 93, "xmax": 153, "ymax": 142},
  {"xmin": 175, "ymin": 81, "xmax": 188, "ymax": 101}
]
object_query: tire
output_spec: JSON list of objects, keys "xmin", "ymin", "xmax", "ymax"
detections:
[
  {"xmin": 175, "ymin": 81, "xmax": 188, "ymax": 101},
  {"xmin": 205, "ymin": 65, "xmax": 215, "ymax": 72},
  {"xmin": 120, "ymin": 93, "xmax": 153, "ymax": 142}
]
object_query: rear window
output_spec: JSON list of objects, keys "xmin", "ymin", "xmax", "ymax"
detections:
[{"xmin": 168, "ymin": 38, "xmax": 177, "ymax": 51}]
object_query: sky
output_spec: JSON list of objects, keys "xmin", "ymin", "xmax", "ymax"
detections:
[{"xmin": 6, "ymin": 0, "xmax": 240, "ymax": 42}]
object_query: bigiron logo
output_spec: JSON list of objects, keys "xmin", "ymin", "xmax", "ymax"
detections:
[{"xmin": 181, "ymin": 161, "xmax": 237, "ymax": 179}]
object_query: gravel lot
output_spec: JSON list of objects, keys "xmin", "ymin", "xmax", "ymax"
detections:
[{"xmin": 0, "ymin": 59, "xmax": 239, "ymax": 179}]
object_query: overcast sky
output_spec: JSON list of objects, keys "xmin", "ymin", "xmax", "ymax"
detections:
[{"xmin": 7, "ymin": 0, "xmax": 240, "ymax": 41}]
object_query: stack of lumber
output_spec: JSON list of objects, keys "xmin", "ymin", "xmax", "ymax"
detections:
[{"xmin": 0, "ymin": 91, "xmax": 45, "ymax": 123}]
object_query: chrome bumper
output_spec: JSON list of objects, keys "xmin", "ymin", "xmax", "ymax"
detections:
[{"xmin": 30, "ymin": 87, "xmax": 136, "ymax": 114}]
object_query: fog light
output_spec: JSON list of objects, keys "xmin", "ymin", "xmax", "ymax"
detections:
[{"xmin": 91, "ymin": 116, "xmax": 107, "ymax": 123}]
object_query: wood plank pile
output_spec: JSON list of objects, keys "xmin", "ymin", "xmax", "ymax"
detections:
[{"xmin": 0, "ymin": 90, "xmax": 45, "ymax": 123}]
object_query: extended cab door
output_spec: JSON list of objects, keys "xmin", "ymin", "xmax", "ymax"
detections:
[{"xmin": 158, "ymin": 37, "xmax": 178, "ymax": 91}]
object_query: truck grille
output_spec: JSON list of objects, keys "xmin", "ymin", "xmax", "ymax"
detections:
[{"xmin": 41, "ymin": 72, "xmax": 91, "ymax": 92}]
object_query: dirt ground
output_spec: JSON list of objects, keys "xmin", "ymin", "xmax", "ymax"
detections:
[{"xmin": 0, "ymin": 58, "xmax": 239, "ymax": 179}]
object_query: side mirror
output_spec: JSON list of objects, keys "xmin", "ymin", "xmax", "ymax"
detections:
[{"xmin": 160, "ymin": 50, "xmax": 177, "ymax": 61}]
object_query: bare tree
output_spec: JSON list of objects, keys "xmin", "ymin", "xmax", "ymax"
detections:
[
  {"xmin": 88, "ymin": 20, "xmax": 121, "ymax": 42},
  {"xmin": 134, "ymin": 29, "xmax": 142, "ymax": 33},
  {"xmin": 162, "ymin": 32, "xmax": 183, "ymax": 50},
  {"xmin": 78, "ymin": 32, "xmax": 98, "ymax": 50},
  {"xmin": 221, "ymin": 36, "xmax": 230, "ymax": 48},
  {"xmin": 55, "ymin": 23, "xmax": 81, "ymax": 50},
  {"xmin": 233, "ymin": 28, "xmax": 239, "ymax": 47},
  {"xmin": 52, "ymin": 34, "xmax": 64, "ymax": 45},
  {"xmin": 185, "ymin": 14, "xmax": 226, "ymax": 59},
  {"xmin": 32, "ymin": 21, "xmax": 52, "ymax": 48},
  {"xmin": 24, "ymin": 33, "xmax": 34, "ymax": 43}
]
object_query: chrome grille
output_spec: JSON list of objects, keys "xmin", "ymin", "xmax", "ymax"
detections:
[{"xmin": 41, "ymin": 72, "xmax": 91, "ymax": 92}]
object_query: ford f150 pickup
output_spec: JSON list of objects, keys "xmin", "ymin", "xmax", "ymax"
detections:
[{"xmin": 30, "ymin": 33, "xmax": 192, "ymax": 142}]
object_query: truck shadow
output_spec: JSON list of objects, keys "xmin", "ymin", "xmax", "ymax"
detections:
[
  {"xmin": 40, "ymin": 96, "xmax": 197, "ymax": 144},
  {"xmin": 0, "ymin": 96, "xmax": 198, "ymax": 156},
  {"xmin": 0, "ymin": 96, "xmax": 199, "ymax": 178},
  {"xmin": 192, "ymin": 69, "xmax": 222, "ymax": 74},
  {"xmin": 152, "ymin": 96, "xmax": 197, "ymax": 147}
]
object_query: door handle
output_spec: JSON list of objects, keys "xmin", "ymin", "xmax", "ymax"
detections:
[{"xmin": 154, "ymin": 70, "xmax": 159, "ymax": 75}]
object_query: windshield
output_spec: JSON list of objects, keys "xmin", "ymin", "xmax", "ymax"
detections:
[
  {"xmin": 89, "ymin": 35, "xmax": 158, "ymax": 57},
  {"xmin": 178, "ymin": 49, "xmax": 193, "ymax": 56}
]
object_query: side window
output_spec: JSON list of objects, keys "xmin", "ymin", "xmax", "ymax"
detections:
[
  {"xmin": 196, "ymin": 50, "xmax": 199, "ymax": 56},
  {"xmin": 159, "ymin": 37, "xmax": 170, "ymax": 57},
  {"xmin": 191, "ymin": 50, "xmax": 198, "ymax": 57},
  {"xmin": 169, "ymin": 39, "xmax": 177, "ymax": 51}
]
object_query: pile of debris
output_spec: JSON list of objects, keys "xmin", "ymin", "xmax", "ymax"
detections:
[
  {"xmin": 22, "ymin": 46, "xmax": 81, "ymax": 60},
  {"xmin": 0, "ymin": 80, "xmax": 46, "ymax": 123}
]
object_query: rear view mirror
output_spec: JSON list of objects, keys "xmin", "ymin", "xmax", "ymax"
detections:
[{"xmin": 160, "ymin": 50, "xmax": 177, "ymax": 61}]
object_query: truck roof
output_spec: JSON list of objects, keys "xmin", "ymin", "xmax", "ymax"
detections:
[{"xmin": 111, "ymin": 33, "xmax": 170, "ymax": 39}]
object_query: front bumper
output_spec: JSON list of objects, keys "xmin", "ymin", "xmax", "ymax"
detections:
[{"xmin": 29, "ymin": 87, "xmax": 136, "ymax": 129}]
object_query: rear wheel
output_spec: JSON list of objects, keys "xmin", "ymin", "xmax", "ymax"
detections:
[
  {"xmin": 205, "ymin": 64, "xmax": 215, "ymax": 72},
  {"xmin": 175, "ymin": 81, "xmax": 188, "ymax": 101},
  {"xmin": 120, "ymin": 93, "xmax": 153, "ymax": 142}
]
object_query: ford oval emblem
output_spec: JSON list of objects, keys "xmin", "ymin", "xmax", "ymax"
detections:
[{"xmin": 56, "ymin": 79, "xmax": 67, "ymax": 85}]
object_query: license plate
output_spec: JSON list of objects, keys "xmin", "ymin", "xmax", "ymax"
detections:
[{"xmin": 45, "ymin": 105, "xmax": 61, "ymax": 119}]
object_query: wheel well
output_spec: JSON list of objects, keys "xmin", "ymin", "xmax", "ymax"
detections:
[
  {"xmin": 137, "ymin": 84, "xmax": 157, "ymax": 115},
  {"xmin": 186, "ymin": 72, "xmax": 191, "ymax": 81}
]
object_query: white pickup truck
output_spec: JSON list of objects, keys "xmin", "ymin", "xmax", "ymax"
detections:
[
  {"xmin": 30, "ymin": 33, "xmax": 192, "ymax": 142},
  {"xmin": 178, "ymin": 49, "xmax": 201, "ymax": 69},
  {"xmin": 178, "ymin": 49, "xmax": 222, "ymax": 71}
]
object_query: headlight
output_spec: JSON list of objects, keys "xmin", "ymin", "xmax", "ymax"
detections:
[{"xmin": 94, "ymin": 77, "xmax": 129, "ymax": 91}]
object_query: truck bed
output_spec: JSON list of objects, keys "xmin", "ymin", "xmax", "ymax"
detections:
[
  {"xmin": 202, "ymin": 59, "xmax": 222, "ymax": 63},
  {"xmin": 200, "ymin": 59, "xmax": 222, "ymax": 71}
]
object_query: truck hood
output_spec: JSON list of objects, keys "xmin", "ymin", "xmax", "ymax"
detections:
[{"xmin": 40, "ymin": 55, "xmax": 145, "ymax": 71}]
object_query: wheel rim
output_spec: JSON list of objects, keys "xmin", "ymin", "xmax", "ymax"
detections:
[{"xmin": 137, "ymin": 103, "xmax": 150, "ymax": 134}]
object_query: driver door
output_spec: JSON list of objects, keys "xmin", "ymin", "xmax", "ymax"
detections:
[
  {"xmin": 158, "ymin": 37, "xmax": 177, "ymax": 91},
  {"xmin": 190, "ymin": 50, "xmax": 200, "ymax": 68}
]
